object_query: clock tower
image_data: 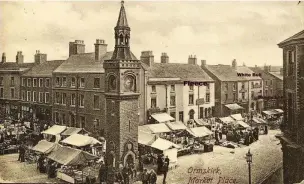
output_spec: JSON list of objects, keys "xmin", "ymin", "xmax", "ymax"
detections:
[{"xmin": 103, "ymin": 1, "xmax": 140, "ymax": 182}]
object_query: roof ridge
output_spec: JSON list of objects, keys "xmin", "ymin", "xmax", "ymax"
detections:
[{"xmin": 278, "ymin": 29, "xmax": 304, "ymax": 45}]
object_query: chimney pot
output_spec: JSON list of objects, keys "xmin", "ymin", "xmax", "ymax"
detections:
[
  {"xmin": 140, "ymin": 50, "xmax": 154, "ymax": 66},
  {"xmin": 161, "ymin": 52, "xmax": 169, "ymax": 63},
  {"xmin": 16, "ymin": 51, "xmax": 24, "ymax": 64},
  {"xmin": 1, "ymin": 52, "xmax": 6, "ymax": 63},
  {"xmin": 69, "ymin": 40, "xmax": 85, "ymax": 56},
  {"xmin": 95, "ymin": 39, "xmax": 107, "ymax": 61}
]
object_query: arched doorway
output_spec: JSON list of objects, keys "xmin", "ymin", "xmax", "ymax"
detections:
[
  {"xmin": 189, "ymin": 109, "xmax": 195, "ymax": 120},
  {"xmin": 205, "ymin": 108, "xmax": 208, "ymax": 117},
  {"xmin": 124, "ymin": 152, "xmax": 135, "ymax": 167}
]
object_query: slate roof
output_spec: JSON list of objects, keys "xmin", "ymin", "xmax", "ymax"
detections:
[
  {"xmin": 54, "ymin": 52, "xmax": 113, "ymax": 73},
  {"xmin": 23, "ymin": 60, "xmax": 65, "ymax": 77},
  {"xmin": 278, "ymin": 29, "xmax": 304, "ymax": 46},
  {"xmin": 204, "ymin": 65, "xmax": 247, "ymax": 82},
  {"xmin": 148, "ymin": 63, "xmax": 214, "ymax": 82},
  {"xmin": 249, "ymin": 67, "xmax": 277, "ymax": 80},
  {"xmin": 269, "ymin": 72, "xmax": 283, "ymax": 81},
  {"xmin": 236, "ymin": 66, "xmax": 262, "ymax": 81},
  {"xmin": 0, "ymin": 62, "xmax": 35, "ymax": 72}
]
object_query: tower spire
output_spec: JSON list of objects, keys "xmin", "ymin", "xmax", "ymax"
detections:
[{"xmin": 116, "ymin": 0, "xmax": 129, "ymax": 27}]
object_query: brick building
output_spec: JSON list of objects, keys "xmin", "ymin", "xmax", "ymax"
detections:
[
  {"xmin": 20, "ymin": 50, "xmax": 64, "ymax": 122},
  {"xmin": 141, "ymin": 52, "xmax": 215, "ymax": 124},
  {"xmin": 277, "ymin": 29, "xmax": 304, "ymax": 184},
  {"xmin": 52, "ymin": 39, "xmax": 112, "ymax": 135},
  {"xmin": 235, "ymin": 65, "xmax": 263, "ymax": 113},
  {"xmin": 0, "ymin": 52, "xmax": 35, "ymax": 120},
  {"xmin": 201, "ymin": 60, "xmax": 249, "ymax": 117}
]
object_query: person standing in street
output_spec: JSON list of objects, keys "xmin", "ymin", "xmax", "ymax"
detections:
[
  {"xmin": 141, "ymin": 169, "xmax": 149, "ymax": 184},
  {"xmin": 149, "ymin": 169, "xmax": 157, "ymax": 184},
  {"xmin": 122, "ymin": 165, "xmax": 130, "ymax": 184},
  {"xmin": 99, "ymin": 161, "xmax": 107, "ymax": 184},
  {"xmin": 157, "ymin": 154, "xmax": 163, "ymax": 174},
  {"xmin": 162, "ymin": 162, "xmax": 169, "ymax": 184}
]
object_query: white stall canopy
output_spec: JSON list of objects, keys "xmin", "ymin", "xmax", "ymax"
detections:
[
  {"xmin": 138, "ymin": 131, "xmax": 157, "ymax": 146},
  {"xmin": 61, "ymin": 134, "xmax": 101, "ymax": 147},
  {"xmin": 31, "ymin": 140, "xmax": 60, "ymax": 154},
  {"xmin": 219, "ymin": 117, "xmax": 235, "ymax": 124},
  {"xmin": 225, "ymin": 103, "xmax": 244, "ymax": 110},
  {"xmin": 188, "ymin": 127, "xmax": 213, "ymax": 138},
  {"xmin": 151, "ymin": 113, "xmax": 174, "ymax": 123},
  {"xmin": 236, "ymin": 121, "xmax": 250, "ymax": 128},
  {"xmin": 150, "ymin": 138, "xmax": 180, "ymax": 151},
  {"xmin": 230, "ymin": 114, "xmax": 244, "ymax": 121},
  {"xmin": 146, "ymin": 123, "xmax": 171, "ymax": 134},
  {"xmin": 41, "ymin": 125, "xmax": 67, "ymax": 135},
  {"xmin": 166, "ymin": 121, "xmax": 187, "ymax": 131}
]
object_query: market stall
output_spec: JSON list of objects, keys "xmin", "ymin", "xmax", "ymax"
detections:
[
  {"xmin": 61, "ymin": 127, "xmax": 87, "ymax": 138},
  {"xmin": 230, "ymin": 114, "xmax": 244, "ymax": 121},
  {"xmin": 31, "ymin": 140, "xmax": 60, "ymax": 154},
  {"xmin": 150, "ymin": 113, "xmax": 175, "ymax": 124},
  {"xmin": 47, "ymin": 146, "xmax": 98, "ymax": 183},
  {"xmin": 61, "ymin": 134, "xmax": 103, "ymax": 157},
  {"xmin": 150, "ymin": 138, "xmax": 180, "ymax": 168},
  {"xmin": 234, "ymin": 121, "xmax": 250, "ymax": 129},
  {"xmin": 41, "ymin": 125, "xmax": 67, "ymax": 143}
]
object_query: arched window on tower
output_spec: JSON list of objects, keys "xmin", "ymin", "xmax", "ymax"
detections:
[
  {"xmin": 120, "ymin": 34, "xmax": 124, "ymax": 45},
  {"xmin": 125, "ymin": 36, "xmax": 129, "ymax": 46}
]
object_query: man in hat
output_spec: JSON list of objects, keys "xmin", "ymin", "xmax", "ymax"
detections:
[{"xmin": 99, "ymin": 161, "xmax": 107, "ymax": 184}]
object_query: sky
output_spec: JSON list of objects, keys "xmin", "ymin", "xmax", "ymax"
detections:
[{"xmin": 0, "ymin": 1, "xmax": 304, "ymax": 67}]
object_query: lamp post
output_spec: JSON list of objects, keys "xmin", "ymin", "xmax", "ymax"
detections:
[{"xmin": 246, "ymin": 149, "xmax": 253, "ymax": 184}]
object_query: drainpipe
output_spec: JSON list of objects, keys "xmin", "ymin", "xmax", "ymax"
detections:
[
  {"xmin": 76, "ymin": 75, "xmax": 79, "ymax": 127},
  {"xmin": 198, "ymin": 85, "xmax": 200, "ymax": 119},
  {"xmin": 165, "ymin": 84, "xmax": 168, "ymax": 113}
]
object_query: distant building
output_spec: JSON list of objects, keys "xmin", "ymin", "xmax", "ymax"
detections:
[
  {"xmin": 20, "ymin": 50, "xmax": 64, "ymax": 122},
  {"xmin": 0, "ymin": 52, "xmax": 35, "ymax": 120},
  {"xmin": 142, "ymin": 53, "xmax": 215, "ymax": 124},
  {"xmin": 235, "ymin": 66, "xmax": 263, "ymax": 113},
  {"xmin": 277, "ymin": 29, "xmax": 304, "ymax": 184},
  {"xmin": 250, "ymin": 65, "xmax": 283, "ymax": 110},
  {"xmin": 202, "ymin": 60, "xmax": 250, "ymax": 117}
]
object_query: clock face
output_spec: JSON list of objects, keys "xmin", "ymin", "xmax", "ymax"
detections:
[
  {"xmin": 109, "ymin": 76, "xmax": 117, "ymax": 90},
  {"xmin": 124, "ymin": 76, "xmax": 134, "ymax": 91}
]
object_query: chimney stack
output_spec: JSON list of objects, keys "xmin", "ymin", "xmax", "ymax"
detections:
[
  {"xmin": 34, "ymin": 50, "xmax": 47, "ymax": 64},
  {"xmin": 1, "ymin": 53, "xmax": 6, "ymax": 63},
  {"xmin": 16, "ymin": 51, "xmax": 24, "ymax": 64},
  {"xmin": 188, "ymin": 55, "xmax": 197, "ymax": 65},
  {"xmin": 69, "ymin": 40, "xmax": 85, "ymax": 57},
  {"xmin": 94, "ymin": 39, "xmax": 107, "ymax": 61},
  {"xmin": 201, "ymin": 60, "xmax": 206, "ymax": 67},
  {"xmin": 232, "ymin": 59, "xmax": 237, "ymax": 69},
  {"xmin": 161, "ymin": 53, "xmax": 169, "ymax": 63},
  {"xmin": 140, "ymin": 51, "xmax": 154, "ymax": 66}
]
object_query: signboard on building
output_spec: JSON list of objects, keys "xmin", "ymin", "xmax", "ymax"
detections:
[{"xmin": 196, "ymin": 98, "xmax": 205, "ymax": 105}]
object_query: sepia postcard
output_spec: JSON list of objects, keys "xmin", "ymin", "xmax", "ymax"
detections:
[{"xmin": 0, "ymin": 1, "xmax": 304, "ymax": 184}]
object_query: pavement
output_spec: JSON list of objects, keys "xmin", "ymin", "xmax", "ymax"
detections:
[
  {"xmin": 0, "ymin": 130, "xmax": 282, "ymax": 184},
  {"xmin": 0, "ymin": 153, "xmax": 62, "ymax": 183},
  {"xmin": 149, "ymin": 130, "xmax": 283, "ymax": 184}
]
